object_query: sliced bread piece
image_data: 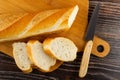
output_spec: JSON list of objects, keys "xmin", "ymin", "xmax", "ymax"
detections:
[
  {"xmin": 27, "ymin": 40, "xmax": 56, "ymax": 72},
  {"xmin": 12, "ymin": 42, "xmax": 32, "ymax": 73},
  {"xmin": 47, "ymin": 60, "xmax": 63, "ymax": 72},
  {"xmin": 35, "ymin": 60, "xmax": 63, "ymax": 72},
  {"xmin": 43, "ymin": 37, "xmax": 78, "ymax": 61}
]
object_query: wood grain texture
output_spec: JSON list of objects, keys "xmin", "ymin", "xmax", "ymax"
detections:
[
  {"xmin": 79, "ymin": 41, "xmax": 93, "ymax": 77},
  {"xmin": 0, "ymin": 0, "xmax": 120, "ymax": 80},
  {"xmin": 91, "ymin": 0, "xmax": 120, "ymax": 3}
]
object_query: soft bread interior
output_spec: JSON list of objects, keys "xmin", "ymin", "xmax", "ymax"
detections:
[
  {"xmin": 13, "ymin": 42, "xmax": 32, "ymax": 73},
  {"xmin": 43, "ymin": 37, "xmax": 78, "ymax": 61},
  {"xmin": 27, "ymin": 40, "xmax": 56, "ymax": 71}
]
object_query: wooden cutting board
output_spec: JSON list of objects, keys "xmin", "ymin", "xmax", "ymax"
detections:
[{"xmin": 0, "ymin": 0, "xmax": 110, "ymax": 57}]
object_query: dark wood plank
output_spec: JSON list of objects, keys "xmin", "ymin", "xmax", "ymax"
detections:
[
  {"xmin": 0, "ymin": 1, "xmax": 120, "ymax": 80},
  {"xmin": 91, "ymin": 0, "xmax": 120, "ymax": 3}
]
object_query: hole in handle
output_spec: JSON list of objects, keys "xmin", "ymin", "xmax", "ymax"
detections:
[{"xmin": 97, "ymin": 45, "xmax": 104, "ymax": 53}]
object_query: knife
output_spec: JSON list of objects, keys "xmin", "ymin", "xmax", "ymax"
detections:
[{"xmin": 79, "ymin": 3, "xmax": 100, "ymax": 78}]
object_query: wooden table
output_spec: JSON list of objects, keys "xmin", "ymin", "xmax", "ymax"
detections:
[{"xmin": 0, "ymin": 0, "xmax": 120, "ymax": 80}]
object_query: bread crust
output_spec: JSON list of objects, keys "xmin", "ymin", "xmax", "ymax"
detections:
[
  {"xmin": 36, "ymin": 60, "xmax": 63, "ymax": 72},
  {"xmin": 22, "ymin": 67, "xmax": 33, "ymax": 73},
  {"xmin": 13, "ymin": 42, "xmax": 32, "ymax": 73},
  {"xmin": 48, "ymin": 60, "xmax": 63, "ymax": 72},
  {"xmin": 26, "ymin": 40, "xmax": 36, "ymax": 66},
  {"xmin": 14, "ymin": 59, "xmax": 33, "ymax": 73},
  {"xmin": 27, "ymin": 40, "xmax": 61, "ymax": 72},
  {"xmin": 0, "ymin": 13, "xmax": 35, "ymax": 41},
  {"xmin": 43, "ymin": 37, "xmax": 78, "ymax": 61},
  {"xmin": 0, "ymin": 5, "xmax": 78, "ymax": 42},
  {"xmin": 43, "ymin": 37, "xmax": 64, "ymax": 60},
  {"xmin": 43, "ymin": 37, "xmax": 57, "ymax": 58},
  {"xmin": 0, "ymin": 12, "xmax": 27, "ymax": 31}
]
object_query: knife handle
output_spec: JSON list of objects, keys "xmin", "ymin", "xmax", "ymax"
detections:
[
  {"xmin": 92, "ymin": 36, "xmax": 110, "ymax": 57},
  {"xmin": 79, "ymin": 40, "xmax": 93, "ymax": 78}
]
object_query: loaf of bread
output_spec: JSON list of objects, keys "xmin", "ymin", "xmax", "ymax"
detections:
[
  {"xmin": 12, "ymin": 42, "xmax": 32, "ymax": 73},
  {"xmin": 27, "ymin": 40, "xmax": 57, "ymax": 72},
  {"xmin": 43, "ymin": 37, "xmax": 78, "ymax": 61},
  {"xmin": 0, "ymin": 5, "xmax": 79, "ymax": 42},
  {"xmin": 0, "ymin": 13, "xmax": 35, "ymax": 41},
  {"xmin": 0, "ymin": 12, "xmax": 27, "ymax": 31},
  {"xmin": 24, "ymin": 5, "xmax": 79, "ymax": 38}
]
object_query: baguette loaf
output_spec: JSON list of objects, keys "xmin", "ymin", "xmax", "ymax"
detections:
[
  {"xmin": 0, "ymin": 12, "xmax": 27, "ymax": 31},
  {"xmin": 0, "ymin": 9, "xmax": 57, "ymax": 41},
  {"xmin": 24, "ymin": 5, "xmax": 79, "ymax": 38},
  {"xmin": 0, "ymin": 5, "xmax": 79, "ymax": 42},
  {"xmin": 43, "ymin": 37, "xmax": 78, "ymax": 61},
  {"xmin": 0, "ymin": 13, "xmax": 35, "ymax": 41},
  {"xmin": 27, "ymin": 40, "xmax": 57, "ymax": 72},
  {"xmin": 12, "ymin": 42, "xmax": 32, "ymax": 73}
]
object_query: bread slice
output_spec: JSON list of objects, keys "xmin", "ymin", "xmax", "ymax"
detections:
[
  {"xmin": 43, "ymin": 37, "xmax": 78, "ymax": 61},
  {"xmin": 34, "ymin": 60, "xmax": 63, "ymax": 72},
  {"xmin": 47, "ymin": 60, "xmax": 63, "ymax": 72},
  {"xmin": 12, "ymin": 42, "xmax": 32, "ymax": 73},
  {"xmin": 27, "ymin": 40, "xmax": 57, "ymax": 72}
]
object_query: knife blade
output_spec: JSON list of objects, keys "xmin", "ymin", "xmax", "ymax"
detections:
[{"xmin": 79, "ymin": 3, "xmax": 100, "ymax": 78}]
